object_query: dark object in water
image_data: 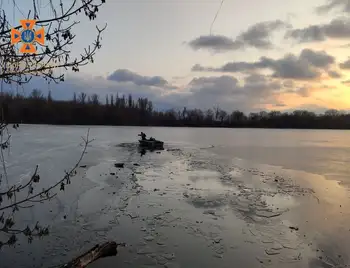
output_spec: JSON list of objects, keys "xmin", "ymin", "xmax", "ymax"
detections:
[
  {"xmin": 138, "ymin": 139, "xmax": 164, "ymax": 150},
  {"xmin": 289, "ymin": 226, "xmax": 299, "ymax": 231},
  {"xmin": 139, "ymin": 148, "xmax": 146, "ymax": 156},
  {"xmin": 115, "ymin": 163, "xmax": 124, "ymax": 168},
  {"xmin": 62, "ymin": 241, "xmax": 122, "ymax": 268}
]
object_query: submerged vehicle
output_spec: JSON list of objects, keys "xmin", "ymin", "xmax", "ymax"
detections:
[
  {"xmin": 138, "ymin": 132, "xmax": 164, "ymax": 149},
  {"xmin": 138, "ymin": 139, "xmax": 164, "ymax": 149}
]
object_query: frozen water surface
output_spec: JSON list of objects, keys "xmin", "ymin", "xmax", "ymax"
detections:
[{"xmin": 1, "ymin": 125, "xmax": 350, "ymax": 267}]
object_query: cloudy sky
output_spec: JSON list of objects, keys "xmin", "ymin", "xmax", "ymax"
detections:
[{"xmin": 3, "ymin": 0, "xmax": 350, "ymax": 113}]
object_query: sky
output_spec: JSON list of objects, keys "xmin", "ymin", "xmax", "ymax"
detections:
[{"xmin": 2, "ymin": 0, "xmax": 350, "ymax": 113}]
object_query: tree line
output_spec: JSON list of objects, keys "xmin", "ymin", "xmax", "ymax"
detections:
[{"xmin": 1, "ymin": 89, "xmax": 350, "ymax": 129}]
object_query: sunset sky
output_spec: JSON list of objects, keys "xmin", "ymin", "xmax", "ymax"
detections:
[{"xmin": 2, "ymin": 0, "xmax": 350, "ymax": 113}]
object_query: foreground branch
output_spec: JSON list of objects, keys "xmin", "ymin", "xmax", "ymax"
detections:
[{"xmin": 61, "ymin": 241, "xmax": 123, "ymax": 268}]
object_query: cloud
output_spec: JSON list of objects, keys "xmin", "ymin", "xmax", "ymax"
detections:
[
  {"xmin": 179, "ymin": 74, "xmax": 283, "ymax": 111},
  {"xmin": 328, "ymin": 70, "xmax": 342, "ymax": 78},
  {"xmin": 316, "ymin": 0, "xmax": 350, "ymax": 14},
  {"xmin": 274, "ymin": 103, "xmax": 287, "ymax": 107},
  {"xmin": 191, "ymin": 62, "xmax": 257, "ymax": 72},
  {"xmin": 340, "ymin": 43, "xmax": 350, "ymax": 48},
  {"xmin": 4, "ymin": 69, "xmax": 289, "ymax": 113},
  {"xmin": 107, "ymin": 69, "xmax": 169, "ymax": 87},
  {"xmin": 4, "ymin": 65, "xmax": 340, "ymax": 114},
  {"xmin": 188, "ymin": 20, "xmax": 290, "ymax": 52},
  {"xmin": 192, "ymin": 48, "xmax": 335, "ymax": 80},
  {"xmin": 299, "ymin": 49, "xmax": 335, "ymax": 67},
  {"xmin": 188, "ymin": 35, "xmax": 242, "ymax": 53},
  {"xmin": 285, "ymin": 18, "xmax": 350, "ymax": 43},
  {"xmin": 6, "ymin": 72, "xmax": 172, "ymax": 109},
  {"xmin": 235, "ymin": 20, "xmax": 290, "ymax": 49},
  {"xmin": 295, "ymin": 86, "xmax": 312, "ymax": 97},
  {"xmin": 283, "ymin": 82, "xmax": 316, "ymax": 97},
  {"xmin": 283, "ymin": 104, "xmax": 330, "ymax": 114},
  {"xmin": 339, "ymin": 57, "xmax": 350, "ymax": 69}
]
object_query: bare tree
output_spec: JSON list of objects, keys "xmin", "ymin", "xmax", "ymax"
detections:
[
  {"xmin": 47, "ymin": 90, "xmax": 53, "ymax": 103},
  {"xmin": 91, "ymin": 93, "xmax": 99, "ymax": 105},
  {"xmin": 73, "ymin": 92, "xmax": 77, "ymax": 104},
  {"xmin": 110, "ymin": 94, "xmax": 114, "ymax": 106},
  {"xmin": 0, "ymin": 0, "xmax": 108, "ymax": 253},
  {"xmin": 29, "ymin": 88, "xmax": 44, "ymax": 99},
  {"xmin": 78, "ymin": 92, "xmax": 87, "ymax": 104}
]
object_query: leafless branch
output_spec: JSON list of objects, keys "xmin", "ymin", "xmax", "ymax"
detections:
[{"xmin": 0, "ymin": 0, "xmax": 106, "ymax": 250}]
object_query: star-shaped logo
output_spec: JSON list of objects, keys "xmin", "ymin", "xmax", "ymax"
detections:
[{"xmin": 11, "ymin": 20, "xmax": 45, "ymax": 54}]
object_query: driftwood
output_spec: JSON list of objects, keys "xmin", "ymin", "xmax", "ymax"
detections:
[{"xmin": 62, "ymin": 241, "xmax": 123, "ymax": 268}]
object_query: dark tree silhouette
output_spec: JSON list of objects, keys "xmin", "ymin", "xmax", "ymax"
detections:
[{"xmin": 2, "ymin": 90, "xmax": 350, "ymax": 129}]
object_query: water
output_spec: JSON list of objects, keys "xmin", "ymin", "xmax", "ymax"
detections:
[{"xmin": 1, "ymin": 125, "xmax": 350, "ymax": 268}]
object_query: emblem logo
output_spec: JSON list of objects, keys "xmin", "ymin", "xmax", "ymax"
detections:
[{"xmin": 11, "ymin": 20, "xmax": 45, "ymax": 54}]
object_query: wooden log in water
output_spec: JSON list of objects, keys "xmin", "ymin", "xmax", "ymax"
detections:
[{"xmin": 62, "ymin": 241, "xmax": 120, "ymax": 268}]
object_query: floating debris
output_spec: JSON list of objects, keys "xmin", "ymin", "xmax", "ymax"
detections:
[
  {"xmin": 203, "ymin": 209, "xmax": 216, "ymax": 215},
  {"xmin": 127, "ymin": 213, "xmax": 138, "ymax": 219},
  {"xmin": 115, "ymin": 163, "xmax": 124, "ymax": 168},
  {"xmin": 289, "ymin": 226, "xmax": 299, "ymax": 231}
]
